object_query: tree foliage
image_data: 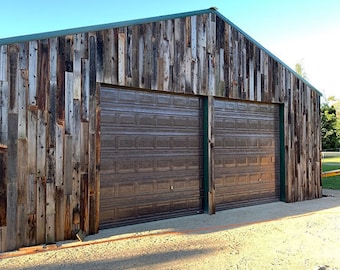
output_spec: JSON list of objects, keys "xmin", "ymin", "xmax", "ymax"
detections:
[
  {"xmin": 321, "ymin": 101, "xmax": 340, "ymax": 150},
  {"xmin": 295, "ymin": 61, "xmax": 307, "ymax": 79}
]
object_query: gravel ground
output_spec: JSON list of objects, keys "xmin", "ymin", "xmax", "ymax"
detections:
[{"xmin": 1, "ymin": 189, "xmax": 340, "ymax": 270}]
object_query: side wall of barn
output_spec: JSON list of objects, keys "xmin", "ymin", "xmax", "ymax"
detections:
[{"xmin": 0, "ymin": 11, "xmax": 321, "ymax": 252}]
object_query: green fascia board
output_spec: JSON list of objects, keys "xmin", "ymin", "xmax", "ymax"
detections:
[{"xmin": 0, "ymin": 7, "xmax": 321, "ymax": 96}]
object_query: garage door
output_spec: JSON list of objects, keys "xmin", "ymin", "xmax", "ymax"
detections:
[
  {"xmin": 214, "ymin": 100, "xmax": 280, "ymax": 209},
  {"xmin": 100, "ymin": 87, "xmax": 203, "ymax": 228}
]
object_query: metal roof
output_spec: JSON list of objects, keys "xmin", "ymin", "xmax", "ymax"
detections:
[{"xmin": 0, "ymin": 8, "xmax": 321, "ymax": 95}]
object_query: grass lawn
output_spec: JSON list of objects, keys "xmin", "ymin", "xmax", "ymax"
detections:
[{"xmin": 322, "ymin": 156, "xmax": 340, "ymax": 190}]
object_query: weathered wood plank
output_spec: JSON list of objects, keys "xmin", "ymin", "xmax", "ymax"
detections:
[
  {"xmin": 17, "ymin": 138, "xmax": 27, "ymax": 247},
  {"xmin": 118, "ymin": 30, "xmax": 126, "ymax": 85},
  {"xmin": 45, "ymin": 182, "xmax": 55, "ymax": 243},
  {"xmin": 71, "ymin": 100, "xmax": 81, "ymax": 222},
  {"xmin": 89, "ymin": 35, "xmax": 97, "ymax": 96},
  {"xmin": 64, "ymin": 195, "xmax": 71, "ymax": 240},
  {"xmin": 55, "ymin": 186, "xmax": 65, "ymax": 241},
  {"xmin": 0, "ymin": 45, "xmax": 7, "ymax": 81},
  {"xmin": 88, "ymin": 96, "xmax": 96, "ymax": 234},
  {"xmin": 0, "ymin": 227, "xmax": 7, "ymax": 252},
  {"xmin": 0, "ymin": 152, "xmax": 7, "ymax": 227},
  {"xmin": 64, "ymin": 134, "xmax": 73, "ymax": 195},
  {"xmin": 57, "ymin": 37, "xmax": 65, "ymax": 121},
  {"xmin": 103, "ymin": 30, "xmax": 118, "ymax": 84},
  {"xmin": 55, "ymin": 123, "xmax": 64, "ymax": 187},
  {"xmin": 80, "ymin": 122, "xmax": 89, "ymax": 173},
  {"xmin": 49, "ymin": 38, "xmax": 58, "ymax": 82},
  {"xmin": 27, "ymin": 109, "xmax": 37, "ymax": 216},
  {"xmin": 73, "ymin": 34, "xmax": 82, "ymax": 100},
  {"xmin": 81, "ymin": 59, "xmax": 89, "ymax": 121},
  {"xmin": 36, "ymin": 110, "xmax": 47, "ymax": 244},
  {"xmin": 8, "ymin": 44, "xmax": 18, "ymax": 113},
  {"xmin": 65, "ymin": 35, "xmax": 73, "ymax": 72},
  {"xmin": 0, "ymin": 81, "xmax": 9, "ymax": 144},
  {"xmin": 80, "ymin": 173, "xmax": 89, "ymax": 233},
  {"xmin": 28, "ymin": 41, "xmax": 38, "ymax": 107},
  {"xmin": 18, "ymin": 69, "xmax": 27, "ymax": 138},
  {"xmin": 37, "ymin": 40, "xmax": 49, "ymax": 110},
  {"xmin": 65, "ymin": 72, "xmax": 74, "ymax": 134},
  {"xmin": 6, "ymin": 181, "xmax": 17, "ymax": 251}
]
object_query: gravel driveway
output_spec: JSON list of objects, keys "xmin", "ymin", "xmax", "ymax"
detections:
[{"xmin": 1, "ymin": 189, "xmax": 340, "ymax": 270}]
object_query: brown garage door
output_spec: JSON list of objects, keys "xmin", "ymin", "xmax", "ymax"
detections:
[
  {"xmin": 214, "ymin": 99, "xmax": 280, "ymax": 210},
  {"xmin": 100, "ymin": 87, "xmax": 203, "ymax": 228}
]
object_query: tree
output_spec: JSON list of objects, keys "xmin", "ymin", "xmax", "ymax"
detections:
[
  {"xmin": 295, "ymin": 61, "xmax": 307, "ymax": 79},
  {"xmin": 321, "ymin": 101, "xmax": 340, "ymax": 150}
]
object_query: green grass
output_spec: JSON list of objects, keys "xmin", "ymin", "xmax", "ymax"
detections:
[{"xmin": 322, "ymin": 156, "xmax": 340, "ymax": 190}]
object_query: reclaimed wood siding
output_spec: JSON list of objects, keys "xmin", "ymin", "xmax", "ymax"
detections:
[
  {"xmin": 0, "ymin": 11, "xmax": 321, "ymax": 252},
  {"xmin": 0, "ymin": 34, "xmax": 100, "ymax": 252}
]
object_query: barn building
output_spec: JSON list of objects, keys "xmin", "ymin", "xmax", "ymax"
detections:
[{"xmin": 0, "ymin": 8, "xmax": 321, "ymax": 252}]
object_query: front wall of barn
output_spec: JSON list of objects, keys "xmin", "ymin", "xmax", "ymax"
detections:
[{"xmin": 0, "ymin": 10, "xmax": 321, "ymax": 252}]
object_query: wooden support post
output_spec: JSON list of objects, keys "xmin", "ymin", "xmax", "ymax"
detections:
[{"xmin": 203, "ymin": 96, "xmax": 215, "ymax": 214}]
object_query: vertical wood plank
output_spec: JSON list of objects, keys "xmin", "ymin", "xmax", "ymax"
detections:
[
  {"xmin": 55, "ymin": 123, "xmax": 64, "ymax": 187},
  {"xmin": 7, "ymin": 113, "xmax": 18, "ymax": 251},
  {"xmin": 89, "ymin": 35, "xmax": 97, "ymax": 96},
  {"xmin": 37, "ymin": 40, "xmax": 49, "ymax": 110},
  {"xmin": 55, "ymin": 186, "xmax": 65, "ymax": 241},
  {"xmin": 81, "ymin": 59, "xmax": 90, "ymax": 122},
  {"xmin": 80, "ymin": 173, "xmax": 89, "ymax": 233},
  {"xmin": 118, "ymin": 30, "xmax": 126, "ymax": 85},
  {"xmin": 65, "ymin": 72, "xmax": 74, "ymax": 134},
  {"xmin": 8, "ymin": 45, "xmax": 19, "ymax": 114},
  {"xmin": 18, "ymin": 69, "xmax": 27, "ymax": 139},
  {"xmin": 0, "ymin": 45, "xmax": 7, "ymax": 81},
  {"xmin": 0, "ymin": 227, "xmax": 7, "ymax": 252},
  {"xmin": 0, "ymin": 81, "xmax": 9, "ymax": 144},
  {"xmin": 36, "ymin": 110, "xmax": 47, "ymax": 244},
  {"xmin": 0, "ymin": 152, "xmax": 6, "ymax": 227},
  {"xmin": 17, "ymin": 138, "xmax": 27, "ymax": 247},
  {"xmin": 45, "ymin": 182, "xmax": 55, "ymax": 243},
  {"xmin": 57, "ymin": 37, "xmax": 65, "ymax": 121},
  {"xmin": 73, "ymin": 34, "xmax": 82, "ymax": 100},
  {"xmin": 28, "ymin": 41, "xmax": 38, "ymax": 107},
  {"xmin": 64, "ymin": 135, "xmax": 73, "ymax": 195}
]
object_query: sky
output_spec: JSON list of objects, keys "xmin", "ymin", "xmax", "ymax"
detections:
[{"xmin": 1, "ymin": 0, "xmax": 339, "ymax": 100}]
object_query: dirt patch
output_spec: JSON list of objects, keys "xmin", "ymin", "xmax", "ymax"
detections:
[{"xmin": 1, "ymin": 189, "xmax": 340, "ymax": 269}]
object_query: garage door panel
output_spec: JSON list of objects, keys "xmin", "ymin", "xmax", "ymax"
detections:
[
  {"xmin": 214, "ymin": 99, "xmax": 280, "ymax": 209},
  {"xmin": 100, "ymin": 87, "xmax": 203, "ymax": 228}
]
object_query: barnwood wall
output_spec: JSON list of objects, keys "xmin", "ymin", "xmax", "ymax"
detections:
[{"xmin": 0, "ymin": 10, "xmax": 321, "ymax": 252}]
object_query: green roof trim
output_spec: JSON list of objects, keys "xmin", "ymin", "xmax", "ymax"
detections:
[{"xmin": 0, "ymin": 8, "xmax": 321, "ymax": 95}]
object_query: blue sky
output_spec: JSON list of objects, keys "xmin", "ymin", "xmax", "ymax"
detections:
[{"xmin": 1, "ymin": 0, "xmax": 339, "ymax": 99}]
